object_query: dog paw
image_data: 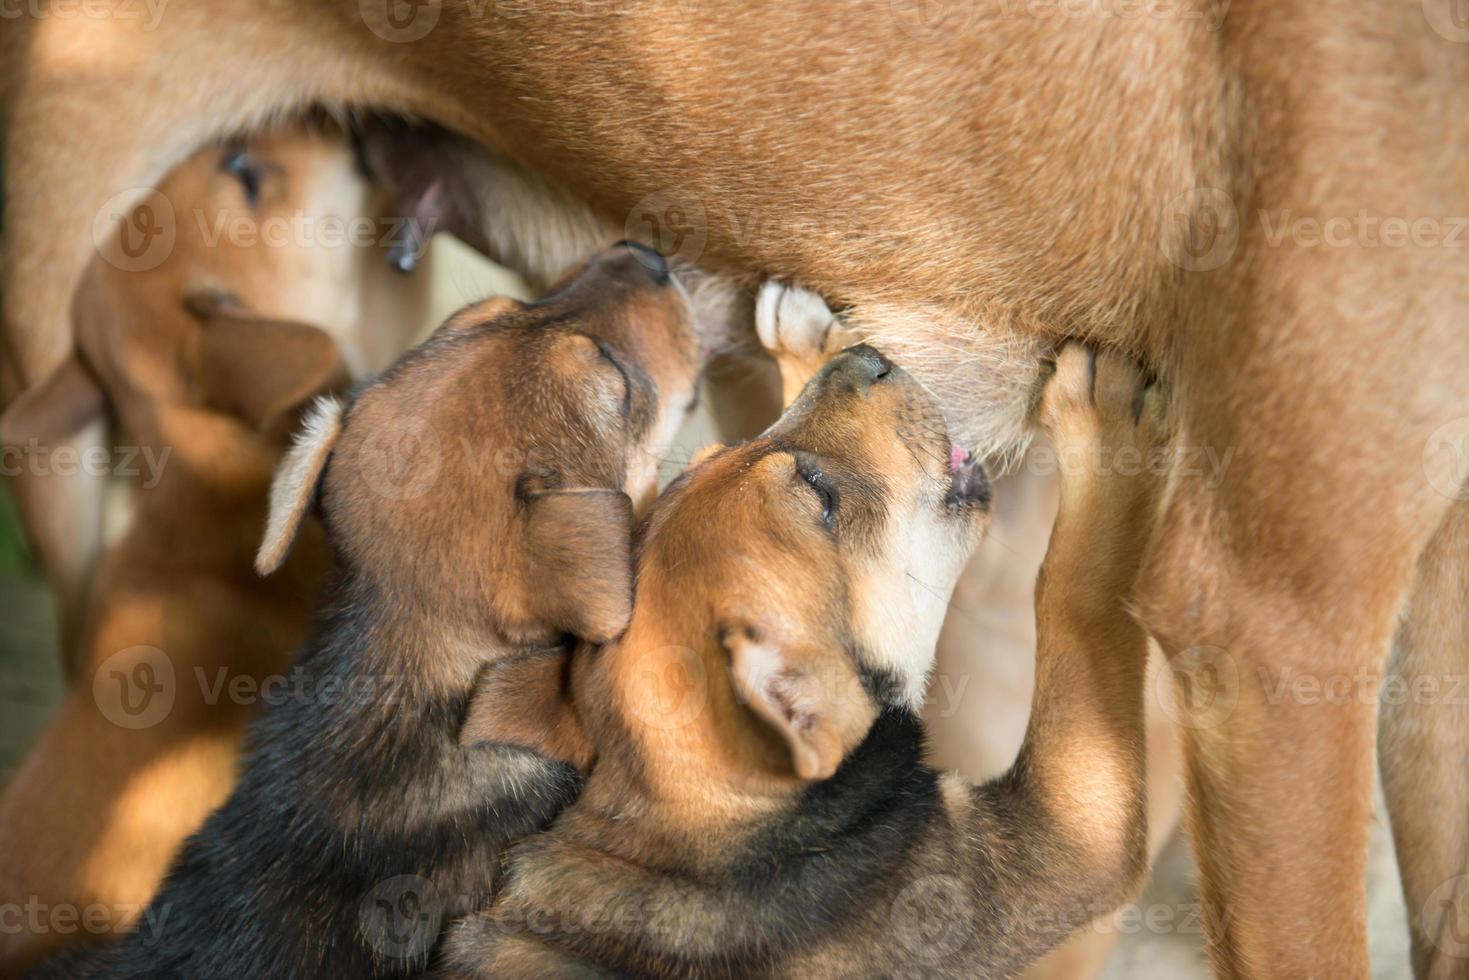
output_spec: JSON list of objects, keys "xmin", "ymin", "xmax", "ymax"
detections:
[
  {"xmin": 1039, "ymin": 343, "xmax": 1167, "ymax": 514},
  {"xmin": 755, "ymin": 282, "xmax": 841, "ymax": 359},
  {"xmin": 755, "ymin": 282, "xmax": 857, "ymax": 404}
]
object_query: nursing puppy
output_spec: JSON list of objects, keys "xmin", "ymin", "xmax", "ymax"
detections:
[
  {"xmin": 439, "ymin": 342, "xmax": 1164, "ymax": 978},
  {"xmin": 0, "ymin": 126, "xmax": 403, "ymax": 977},
  {"xmin": 34, "ymin": 243, "xmax": 700, "ymax": 979}
]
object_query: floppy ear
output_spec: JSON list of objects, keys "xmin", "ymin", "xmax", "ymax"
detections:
[
  {"xmin": 723, "ymin": 625, "xmax": 876, "ymax": 782},
  {"xmin": 0, "ymin": 354, "xmax": 105, "ymax": 449},
  {"xmin": 196, "ymin": 309, "xmax": 343, "ymax": 429},
  {"xmin": 518, "ymin": 488, "xmax": 634, "ymax": 643},
  {"xmin": 256, "ymin": 397, "xmax": 343, "ymax": 575},
  {"xmin": 459, "ymin": 649, "xmax": 593, "ymax": 773}
]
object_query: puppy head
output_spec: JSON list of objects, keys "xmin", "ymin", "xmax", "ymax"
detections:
[
  {"xmin": 2, "ymin": 125, "xmax": 375, "ymax": 456},
  {"xmin": 258, "ymin": 243, "xmax": 699, "ymax": 646},
  {"xmin": 613, "ymin": 347, "xmax": 989, "ymax": 786}
]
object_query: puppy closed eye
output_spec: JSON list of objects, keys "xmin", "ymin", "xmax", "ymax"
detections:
[
  {"xmin": 592, "ymin": 338, "xmax": 633, "ymax": 418},
  {"xmin": 793, "ymin": 453, "xmax": 839, "ymax": 527}
]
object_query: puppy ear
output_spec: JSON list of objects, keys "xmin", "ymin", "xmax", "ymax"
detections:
[
  {"xmin": 724, "ymin": 625, "xmax": 876, "ymax": 782},
  {"xmin": 518, "ymin": 489, "xmax": 634, "ymax": 643},
  {"xmin": 196, "ymin": 310, "xmax": 344, "ymax": 429},
  {"xmin": 0, "ymin": 355, "xmax": 105, "ymax": 449},
  {"xmin": 460, "ymin": 649, "xmax": 593, "ymax": 773},
  {"xmin": 257, "ymin": 397, "xmax": 343, "ymax": 575}
]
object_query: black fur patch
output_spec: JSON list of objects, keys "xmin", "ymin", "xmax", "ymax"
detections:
[{"xmin": 28, "ymin": 567, "xmax": 584, "ymax": 980}]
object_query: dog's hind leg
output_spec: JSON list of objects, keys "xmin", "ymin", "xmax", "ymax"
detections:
[{"xmin": 1379, "ymin": 499, "xmax": 1469, "ymax": 979}]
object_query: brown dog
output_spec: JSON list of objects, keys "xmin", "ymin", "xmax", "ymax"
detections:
[
  {"xmin": 6, "ymin": 5, "xmax": 1469, "ymax": 974},
  {"xmin": 0, "ymin": 124, "xmax": 422, "ymax": 975},
  {"xmin": 32, "ymin": 243, "xmax": 701, "ymax": 979},
  {"xmin": 437, "ymin": 341, "xmax": 1163, "ymax": 977}
]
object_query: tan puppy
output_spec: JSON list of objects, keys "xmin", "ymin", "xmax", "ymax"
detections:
[
  {"xmin": 0, "ymin": 127, "xmax": 385, "ymax": 976},
  {"xmin": 437, "ymin": 342, "xmax": 1163, "ymax": 977},
  {"xmin": 7, "ymin": 5, "xmax": 1469, "ymax": 973},
  {"xmin": 756, "ymin": 281, "xmax": 1189, "ymax": 979}
]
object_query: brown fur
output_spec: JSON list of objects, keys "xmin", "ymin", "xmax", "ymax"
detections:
[
  {"xmin": 6, "ymin": 4, "xmax": 1469, "ymax": 972},
  {"xmin": 437, "ymin": 344, "xmax": 1164, "ymax": 977},
  {"xmin": 0, "ymin": 127, "xmax": 369, "ymax": 976}
]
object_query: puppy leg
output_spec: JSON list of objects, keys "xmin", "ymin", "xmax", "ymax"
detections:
[{"xmin": 1379, "ymin": 499, "xmax": 1469, "ymax": 978}]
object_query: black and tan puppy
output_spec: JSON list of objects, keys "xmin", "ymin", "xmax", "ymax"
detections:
[
  {"xmin": 33, "ymin": 243, "xmax": 700, "ymax": 979},
  {"xmin": 438, "ymin": 342, "xmax": 1164, "ymax": 978}
]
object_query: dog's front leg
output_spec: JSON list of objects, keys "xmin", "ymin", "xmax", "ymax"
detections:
[{"xmin": 1379, "ymin": 499, "xmax": 1469, "ymax": 979}]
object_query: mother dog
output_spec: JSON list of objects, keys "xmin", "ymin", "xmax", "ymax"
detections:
[{"xmin": 4, "ymin": 3, "xmax": 1469, "ymax": 976}]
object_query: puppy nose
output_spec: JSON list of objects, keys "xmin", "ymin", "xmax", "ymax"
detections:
[
  {"xmin": 830, "ymin": 344, "xmax": 893, "ymax": 387},
  {"xmin": 612, "ymin": 240, "xmax": 671, "ymax": 285}
]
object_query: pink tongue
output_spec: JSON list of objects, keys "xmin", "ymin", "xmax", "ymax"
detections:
[{"xmin": 949, "ymin": 446, "xmax": 971, "ymax": 473}]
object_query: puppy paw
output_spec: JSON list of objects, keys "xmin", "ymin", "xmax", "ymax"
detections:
[
  {"xmin": 755, "ymin": 282, "xmax": 855, "ymax": 404},
  {"xmin": 1039, "ymin": 343, "xmax": 1166, "ymax": 521}
]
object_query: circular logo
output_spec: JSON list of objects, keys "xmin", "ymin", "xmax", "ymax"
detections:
[
  {"xmin": 890, "ymin": 874, "xmax": 974, "ymax": 960},
  {"xmin": 359, "ymin": 0, "xmax": 442, "ymax": 43},
  {"xmin": 1422, "ymin": 418, "xmax": 1469, "ymax": 501},
  {"xmin": 623, "ymin": 189, "xmax": 708, "ymax": 269},
  {"xmin": 93, "ymin": 646, "xmax": 176, "ymax": 730},
  {"xmin": 1421, "ymin": 874, "xmax": 1469, "ymax": 958},
  {"xmin": 618, "ymin": 645, "xmax": 710, "ymax": 732},
  {"xmin": 889, "ymin": 0, "xmax": 977, "ymax": 43},
  {"xmin": 1155, "ymin": 645, "xmax": 1239, "ymax": 730},
  {"xmin": 355, "ymin": 416, "xmax": 443, "ymax": 501},
  {"xmin": 92, "ymin": 188, "xmax": 176, "ymax": 273},
  {"xmin": 358, "ymin": 875, "xmax": 444, "ymax": 960},
  {"xmin": 1160, "ymin": 187, "xmax": 1240, "ymax": 272},
  {"xmin": 1424, "ymin": 0, "xmax": 1469, "ymax": 43}
]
